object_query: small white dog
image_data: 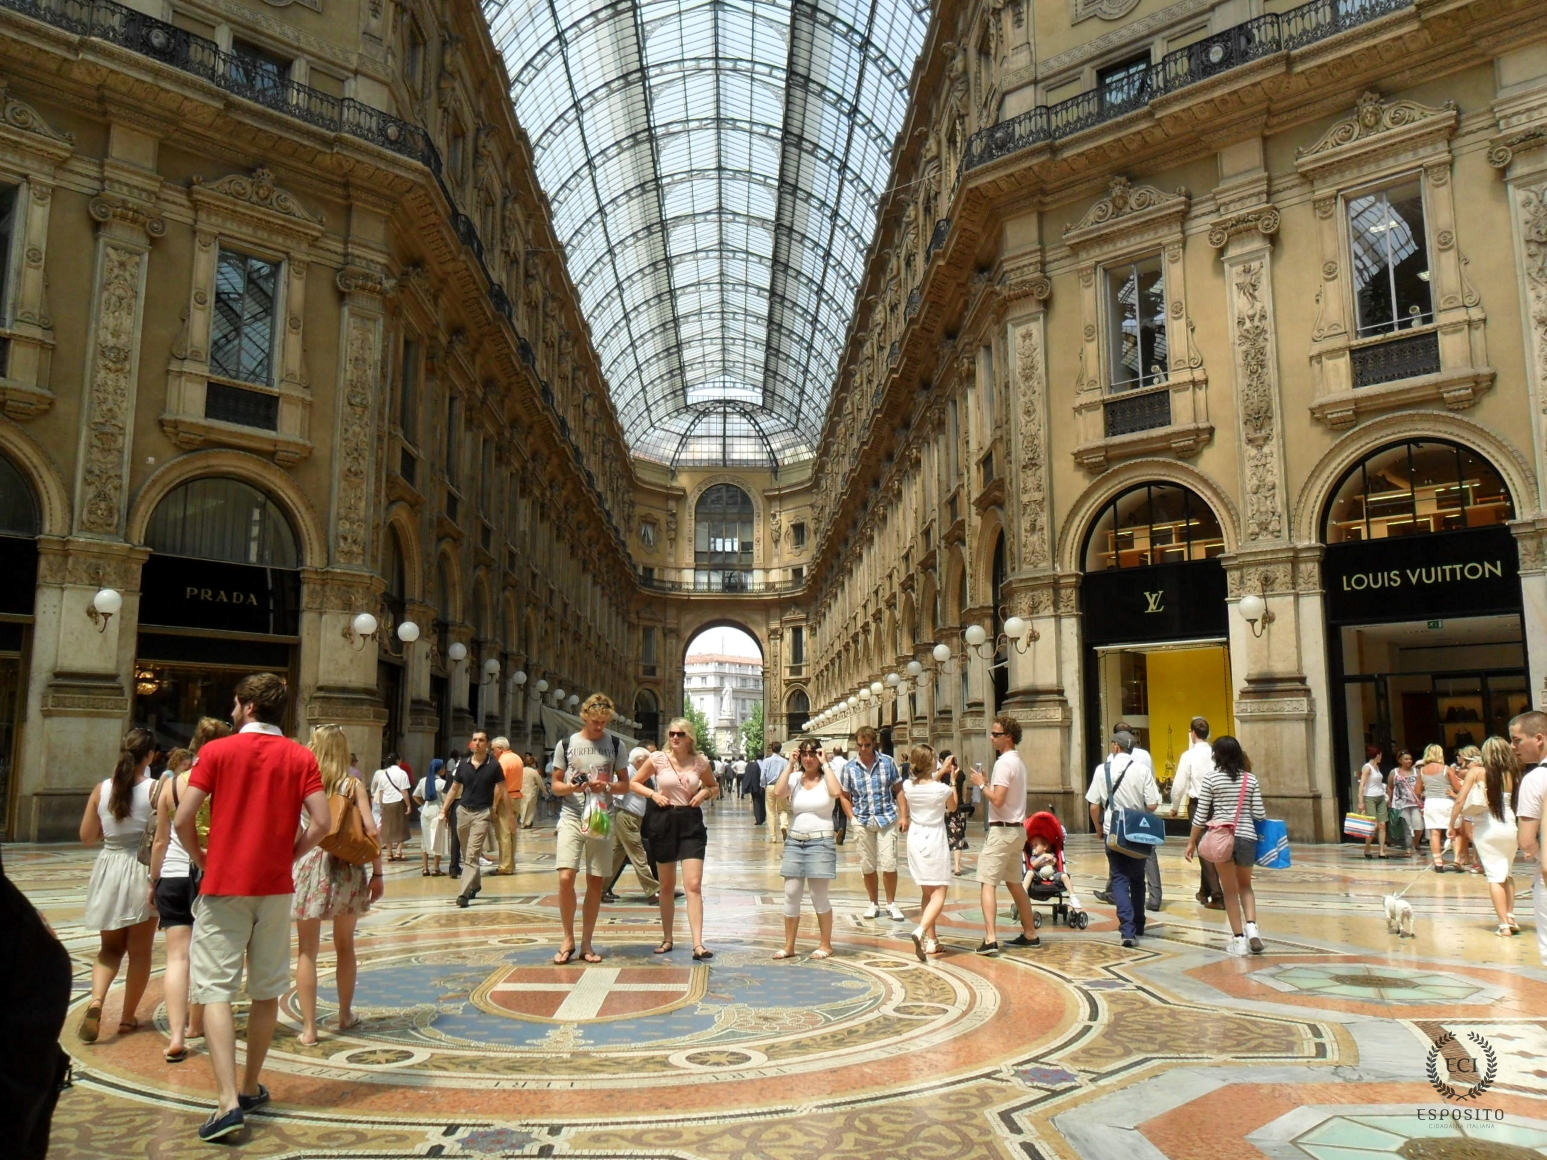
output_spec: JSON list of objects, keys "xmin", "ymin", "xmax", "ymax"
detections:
[{"xmin": 1384, "ymin": 894, "xmax": 1415, "ymax": 938}]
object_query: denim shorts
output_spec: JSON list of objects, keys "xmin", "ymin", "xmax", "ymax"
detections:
[{"xmin": 780, "ymin": 832, "xmax": 837, "ymax": 879}]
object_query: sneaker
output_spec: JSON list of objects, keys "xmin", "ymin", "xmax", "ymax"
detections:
[
  {"xmin": 1244, "ymin": 922, "xmax": 1264, "ymax": 954},
  {"xmin": 1121, "ymin": 937, "xmax": 1136, "ymax": 948},
  {"xmin": 862, "ymin": 903, "xmax": 882, "ymax": 919},
  {"xmin": 1225, "ymin": 935, "xmax": 1249, "ymax": 957},
  {"xmin": 601, "ymin": 891, "xmax": 620, "ymax": 903},
  {"xmin": 886, "ymin": 903, "xmax": 907, "ymax": 921},
  {"xmin": 198, "ymin": 1106, "xmax": 245, "ymax": 1143},
  {"xmin": 909, "ymin": 928, "xmax": 926, "ymax": 963},
  {"xmin": 236, "ymin": 1084, "xmax": 269, "ymax": 1112},
  {"xmin": 1006, "ymin": 933, "xmax": 1041, "ymax": 948},
  {"xmin": 974, "ymin": 941, "xmax": 1000, "ymax": 956}
]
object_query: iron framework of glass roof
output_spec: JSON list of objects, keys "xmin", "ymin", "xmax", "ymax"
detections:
[{"xmin": 485, "ymin": 0, "xmax": 932, "ymax": 467}]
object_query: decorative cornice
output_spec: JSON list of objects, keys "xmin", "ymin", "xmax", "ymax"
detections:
[
  {"xmin": 336, "ymin": 264, "xmax": 399, "ymax": 298},
  {"xmin": 1297, "ymin": 92, "xmax": 1456, "ymax": 161},
  {"xmin": 996, "ymin": 253, "xmax": 1052, "ymax": 304},
  {"xmin": 0, "ymin": 81, "xmax": 73, "ymax": 146},
  {"xmin": 1063, "ymin": 176, "xmax": 1190, "ymax": 248},
  {"xmin": 1207, "ymin": 206, "xmax": 1280, "ymax": 250},
  {"xmin": 190, "ymin": 167, "xmax": 325, "ymax": 229}
]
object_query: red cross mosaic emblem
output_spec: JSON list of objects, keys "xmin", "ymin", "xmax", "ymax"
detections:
[{"xmin": 472, "ymin": 965, "xmax": 707, "ymax": 1023}]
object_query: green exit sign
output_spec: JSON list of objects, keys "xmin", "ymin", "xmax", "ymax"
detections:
[{"xmin": 1427, "ymin": 620, "xmax": 1444, "ymax": 630}]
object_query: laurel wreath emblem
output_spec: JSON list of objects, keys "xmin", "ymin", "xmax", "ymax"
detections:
[{"xmin": 1425, "ymin": 1031, "xmax": 1498, "ymax": 1102}]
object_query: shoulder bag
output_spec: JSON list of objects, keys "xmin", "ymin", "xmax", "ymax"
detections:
[
  {"xmin": 1198, "ymin": 773, "xmax": 1249, "ymax": 864},
  {"xmin": 1104, "ymin": 758, "xmax": 1166, "ymax": 859},
  {"xmin": 319, "ymin": 783, "xmax": 380, "ymax": 866},
  {"xmin": 136, "ymin": 773, "xmax": 171, "ymax": 867}
]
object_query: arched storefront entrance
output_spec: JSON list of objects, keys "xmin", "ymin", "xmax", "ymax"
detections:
[
  {"xmin": 0, "ymin": 450, "xmax": 39, "ymax": 836},
  {"xmin": 1322, "ymin": 439, "xmax": 1527, "ymax": 817},
  {"xmin": 1079, "ymin": 482, "xmax": 1233, "ymax": 793},
  {"xmin": 134, "ymin": 477, "xmax": 302, "ymax": 747}
]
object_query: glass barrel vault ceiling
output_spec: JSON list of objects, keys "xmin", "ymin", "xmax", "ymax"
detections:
[{"xmin": 485, "ymin": 0, "xmax": 933, "ymax": 467}]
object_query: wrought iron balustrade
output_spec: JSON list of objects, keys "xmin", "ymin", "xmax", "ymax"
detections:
[
  {"xmin": 965, "ymin": 0, "xmax": 1412, "ymax": 171},
  {"xmin": 205, "ymin": 381, "xmax": 279, "ymax": 430},
  {"xmin": 1103, "ymin": 387, "xmax": 1172, "ymax": 438},
  {"xmin": 638, "ymin": 572, "xmax": 804, "ymax": 595},
  {"xmin": 1350, "ymin": 330, "xmax": 1441, "ymax": 388}
]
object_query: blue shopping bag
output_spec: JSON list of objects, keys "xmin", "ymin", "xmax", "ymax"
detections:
[{"xmin": 1255, "ymin": 819, "xmax": 1290, "ymax": 868}]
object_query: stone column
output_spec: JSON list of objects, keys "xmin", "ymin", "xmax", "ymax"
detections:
[
  {"xmin": 23, "ymin": 135, "xmax": 164, "ymax": 838},
  {"xmin": 1211, "ymin": 150, "xmax": 1332, "ymax": 841},
  {"xmin": 402, "ymin": 598, "xmax": 438, "ymax": 773}
]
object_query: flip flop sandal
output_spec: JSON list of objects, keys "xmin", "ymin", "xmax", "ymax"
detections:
[
  {"xmin": 78, "ymin": 1001, "xmax": 103, "ymax": 1043},
  {"xmin": 771, "ymin": 950, "xmax": 795, "ymax": 959},
  {"xmin": 553, "ymin": 947, "xmax": 576, "ymax": 965},
  {"xmin": 809, "ymin": 948, "xmax": 832, "ymax": 959},
  {"xmin": 334, "ymin": 1016, "xmax": 361, "ymax": 1032},
  {"xmin": 164, "ymin": 1047, "xmax": 188, "ymax": 1063},
  {"xmin": 653, "ymin": 942, "xmax": 674, "ymax": 954},
  {"xmin": 118, "ymin": 1018, "xmax": 140, "ymax": 1035},
  {"xmin": 581, "ymin": 951, "xmax": 603, "ymax": 964}
]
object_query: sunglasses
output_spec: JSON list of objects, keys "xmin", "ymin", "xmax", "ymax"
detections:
[
  {"xmin": 668, "ymin": 730, "xmax": 688, "ymax": 738},
  {"xmin": 990, "ymin": 731, "xmax": 1006, "ymax": 737}
]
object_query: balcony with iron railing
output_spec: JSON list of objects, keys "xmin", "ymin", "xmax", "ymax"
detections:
[
  {"xmin": 0, "ymin": 0, "xmax": 631, "ymax": 551},
  {"xmin": 638, "ymin": 569, "xmax": 806, "ymax": 596},
  {"xmin": 963, "ymin": 0, "xmax": 1413, "ymax": 172}
]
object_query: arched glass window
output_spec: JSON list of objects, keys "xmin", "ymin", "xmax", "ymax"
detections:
[
  {"xmin": 694, "ymin": 484, "xmax": 754, "ymax": 591},
  {"xmin": 146, "ymin": 478, "xmax": 298, "ymax": 567},
  {"xmin": 1083, "ymin": 483, "xmax": 1224, "ymax": 571},
  {"xmin": 1323, "ymin": 439, "xmax": 1514, "ymax": 543},
  {"xmin": 0, "ymin": 451, "xmax": 40, "ymax": 537},
  {"xmin": 634, "ymin": 688, "xmax": 660, "ymax": 745},
  {"xmin": 785, "ymin": 688, "xmax": 810, "ymax": 737}
]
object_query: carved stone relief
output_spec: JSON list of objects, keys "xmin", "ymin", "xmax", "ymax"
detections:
[
  {"xmin": 79, "ymin": 244, "xmax": 145, "ymax": 535},
  {"xmin": 1229, "ymin": 259, "xmax": 1284, "ymax": 542},
  {"xmin": 1297, "ymin": 91, "xmax": 1457, "ymax": 161},
  {"xmin": 1518, "ymin": 182, "xmax": 1547, "ymax": 494},
  {"xmin": 334, "ymin": 313, "xmax": 378, "ymax": 566},
  {"xmin": 1013, "ymin": 318, "xmax": 1050, "ymax": 568}
]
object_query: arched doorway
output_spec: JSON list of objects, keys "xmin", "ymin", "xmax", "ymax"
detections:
[
  {"xmin": 682, "ymin": 623, "xmax": 764, "ymax": 758},
  {"xmin": 634, "ymin": 688, "xmax": 660, "ymax": 747},
  {"xmin": 0, "ymin": 450, "xmax": 40, "ymax": 835},
  {"xmin": 1321, "ymin": 438, "xmax": 1526, "ymax": 817},
  {"xmin": 785, "ymin": 688, "xmax": 810, "ymax": 738},
  {"xmin": 1079, "ymin": 481, "xmax": 1231, "ymax": 786},
  {"xmin": 694, "ymin": 483, "xmax": 755, "ymax": 592},
  {"xmin": 134, "ymin": 476, "xmax": 302, "ymax": 747}
]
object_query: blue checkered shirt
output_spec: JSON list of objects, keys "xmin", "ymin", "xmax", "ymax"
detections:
[{"xmin": 842, "ymin": 753, "xmax": 901, "ymax": 826}]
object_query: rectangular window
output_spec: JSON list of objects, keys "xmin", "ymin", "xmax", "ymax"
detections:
[
  {"xmin": 0, "ymin": 185, "xmax": 17, "ymax": 319},
  {"xmin": 444, "ymin": 395, "xmax": 460, "ymax": 488},
  {"xmin": 480, "ymin": 438, "xmax": 493, "ymax": 512},
  {"xmin": 790, "ymin": 626, "xmax": 805, "ymax": 665},
  {"xmin": 405, "ymin": 21, "xmax": 426, "ymax": 93},
  {"xmin": 1106, "ymin": 254, "xmax": 1168, "ymax": 392},
  {"xmin": 228, "ymin": 39, "xmax": 290, "ymax": 97},
  {"xmin": 641, "ymin": 626, "xmax": 658, "ymax": 665},
  {"xmin": 1348, "ymin": 179, "xmax": 1433, "ymax": 337},
  {"xmin": 1097, "ymin": 53, "xmax": 1150, "ymax": 112},
  {"xmin": 979, "ymin": 343, "xmax": 995, "ymax": 434},
  {"xmin": 791, "ymin": 566, "xmax": 805, "ymax": 584},
  {"xmin": 210, "ymin": 248, "xmax": 279, "ymax": 386},
  {"xmin": 791, "ymin": 521, "xmax": 806, "ymax": 549},
  {"xmin": 399, "ymin": 338, "xmax": 420, "ymax": 442},
  {"xmin": 448, "ymin": 121, "xmax": 466, "ymax": 183}
]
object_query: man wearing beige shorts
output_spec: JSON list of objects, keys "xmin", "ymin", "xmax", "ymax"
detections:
[
  {"xmin": 970, "ymin": 715, "xmax": 1040, "ymax": 955},
  {"xmin": 842, "ymin": 727, "xmax": 908, "ymax": 922},
  {"xmin": 550, "ymin": 694, "xmax": 631, "ymax": 964},
  {"xmin": 173, "ymin": 672, "xmax": 331, "ymax": 1143}
]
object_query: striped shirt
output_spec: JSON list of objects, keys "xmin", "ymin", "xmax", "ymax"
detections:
[
  {"xmin": 1193, "ymin": 767, "xmax": 1267, "ymax": 843},
  {"xmin": 842, "ymin": 753, "xmax": 902, "ymax": 826}
]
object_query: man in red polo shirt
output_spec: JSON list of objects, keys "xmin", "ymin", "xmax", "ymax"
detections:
[{"xmin": 174, "ymin": 672, "xmax": 329, "ymax": 1144}]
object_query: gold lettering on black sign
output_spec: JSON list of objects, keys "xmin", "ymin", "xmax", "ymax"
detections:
[
  {"xmin": 1339, "ymin": 560, "xmax": 1504, "ymax": 592},
  {"xmin": 184, "ymin": 586, "xmax": 261, "ymax": 606},
  {"xmin": 1143, "ymin": 590, "xmax": 1165, "ymax": 613}
]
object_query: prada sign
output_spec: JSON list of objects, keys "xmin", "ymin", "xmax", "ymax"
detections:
[
  {"xmin": 139, "ymin": 555, "xmax": 300, "ymax": 635},
  {"xmin": 1080, "ymin": 560, "xmax": 1228, "ymax": 647},
  {"xmin": 1325, "ymin": 526, "xmax": 1520, "ymax": 624}
]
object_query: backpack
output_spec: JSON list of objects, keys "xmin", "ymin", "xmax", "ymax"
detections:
[{"xmin": 318, "ymin": 784, "xmax": 379, "ymax": 866}]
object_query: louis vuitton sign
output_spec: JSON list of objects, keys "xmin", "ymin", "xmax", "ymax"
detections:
[
  {"xmin": 1325, "ymin": 526, "xmax": 1520, "ymax": 624},
  {"xmin": 139, "ymin": 555, "xmax": 300, "ymax": 636}
]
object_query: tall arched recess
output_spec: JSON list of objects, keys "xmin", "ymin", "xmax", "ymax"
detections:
[
  {"xmin": 694, "ymin": 483, "xmax": 755, "ymax": 592},
  {"xmin": 0, "ymin": 450, "xmax": 41, "ymax": 837},
  {"xmin": 1319, "ymin": 438, "xmax": 1527, "ymax": 821},
  {"xmin": 134, "ymin": 476, "xmax": 303, "ymax": 748},
  {"xmin": 1078, "ymin": 481, "xmax": 1233, "ymax": 788}
]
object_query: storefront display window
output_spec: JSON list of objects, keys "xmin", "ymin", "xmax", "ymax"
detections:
[
  {"xmin": 0, "ymin": 449, "xmax": 38, "ymax": 838},
  {"xmin": 1324, "ymin": 439, "xmax": 1512, "ymax": 542}
]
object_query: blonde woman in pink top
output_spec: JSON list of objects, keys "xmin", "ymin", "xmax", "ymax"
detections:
[{"xmin": 633, "ymin": 718, "xmax": 719, "ymax": 960}]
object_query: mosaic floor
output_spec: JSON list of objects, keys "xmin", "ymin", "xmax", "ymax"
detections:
[{"xmin": 15, "ymin": 800, "xmax": 1547, "ymax": 1158}]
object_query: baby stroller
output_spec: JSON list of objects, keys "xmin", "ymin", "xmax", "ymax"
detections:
[{"xmin": 1019, "ymin": 811, "xmax": 1089, "ymax": 929}]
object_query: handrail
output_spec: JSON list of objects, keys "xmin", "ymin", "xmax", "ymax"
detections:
[
  {"xmin": 0, "ymin": 0, "xmax": 631, "ymax": 549},
  {"xmin": 963, "ymin": 0, "xmax": 1412, "ymax": 171}
]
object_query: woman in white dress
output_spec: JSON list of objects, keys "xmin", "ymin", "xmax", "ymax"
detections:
[
  {"xmin": 1450, "ymin": 736, "xmax": 1521, "ymax": 937},
  {"xmin": 415, "ymin": 758, "xmax": 451, "ymax": 875},
  {"xmin": 901, "ymin": 744, "xmax": 955, "ymax": 962},
  {"xmin": 77, "ymin": 728, "xmax": 159, "ymax": 1042}
]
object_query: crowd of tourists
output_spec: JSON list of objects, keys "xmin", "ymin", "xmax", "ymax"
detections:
[{"xmin": 52, "ymin": 662, "xmax": 1547, "ymax": 1144}]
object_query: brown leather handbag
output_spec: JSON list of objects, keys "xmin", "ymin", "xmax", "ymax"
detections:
[{"xmin": 319, "ymin": 787, "xmax": 379, "ymax": 866}]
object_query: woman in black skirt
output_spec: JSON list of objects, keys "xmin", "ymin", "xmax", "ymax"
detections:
[
  {"xmin": 940, "ymin": 750, "xmax": 971, "ymax": 875},
  {"xmin": 634, "ymin": 717, "xmax": 719, "ymax": 960}
]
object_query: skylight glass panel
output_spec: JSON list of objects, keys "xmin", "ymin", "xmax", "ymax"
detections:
[{"xmin": 486, "ymin": 0, "xmax": 931, "ymax": 465}]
